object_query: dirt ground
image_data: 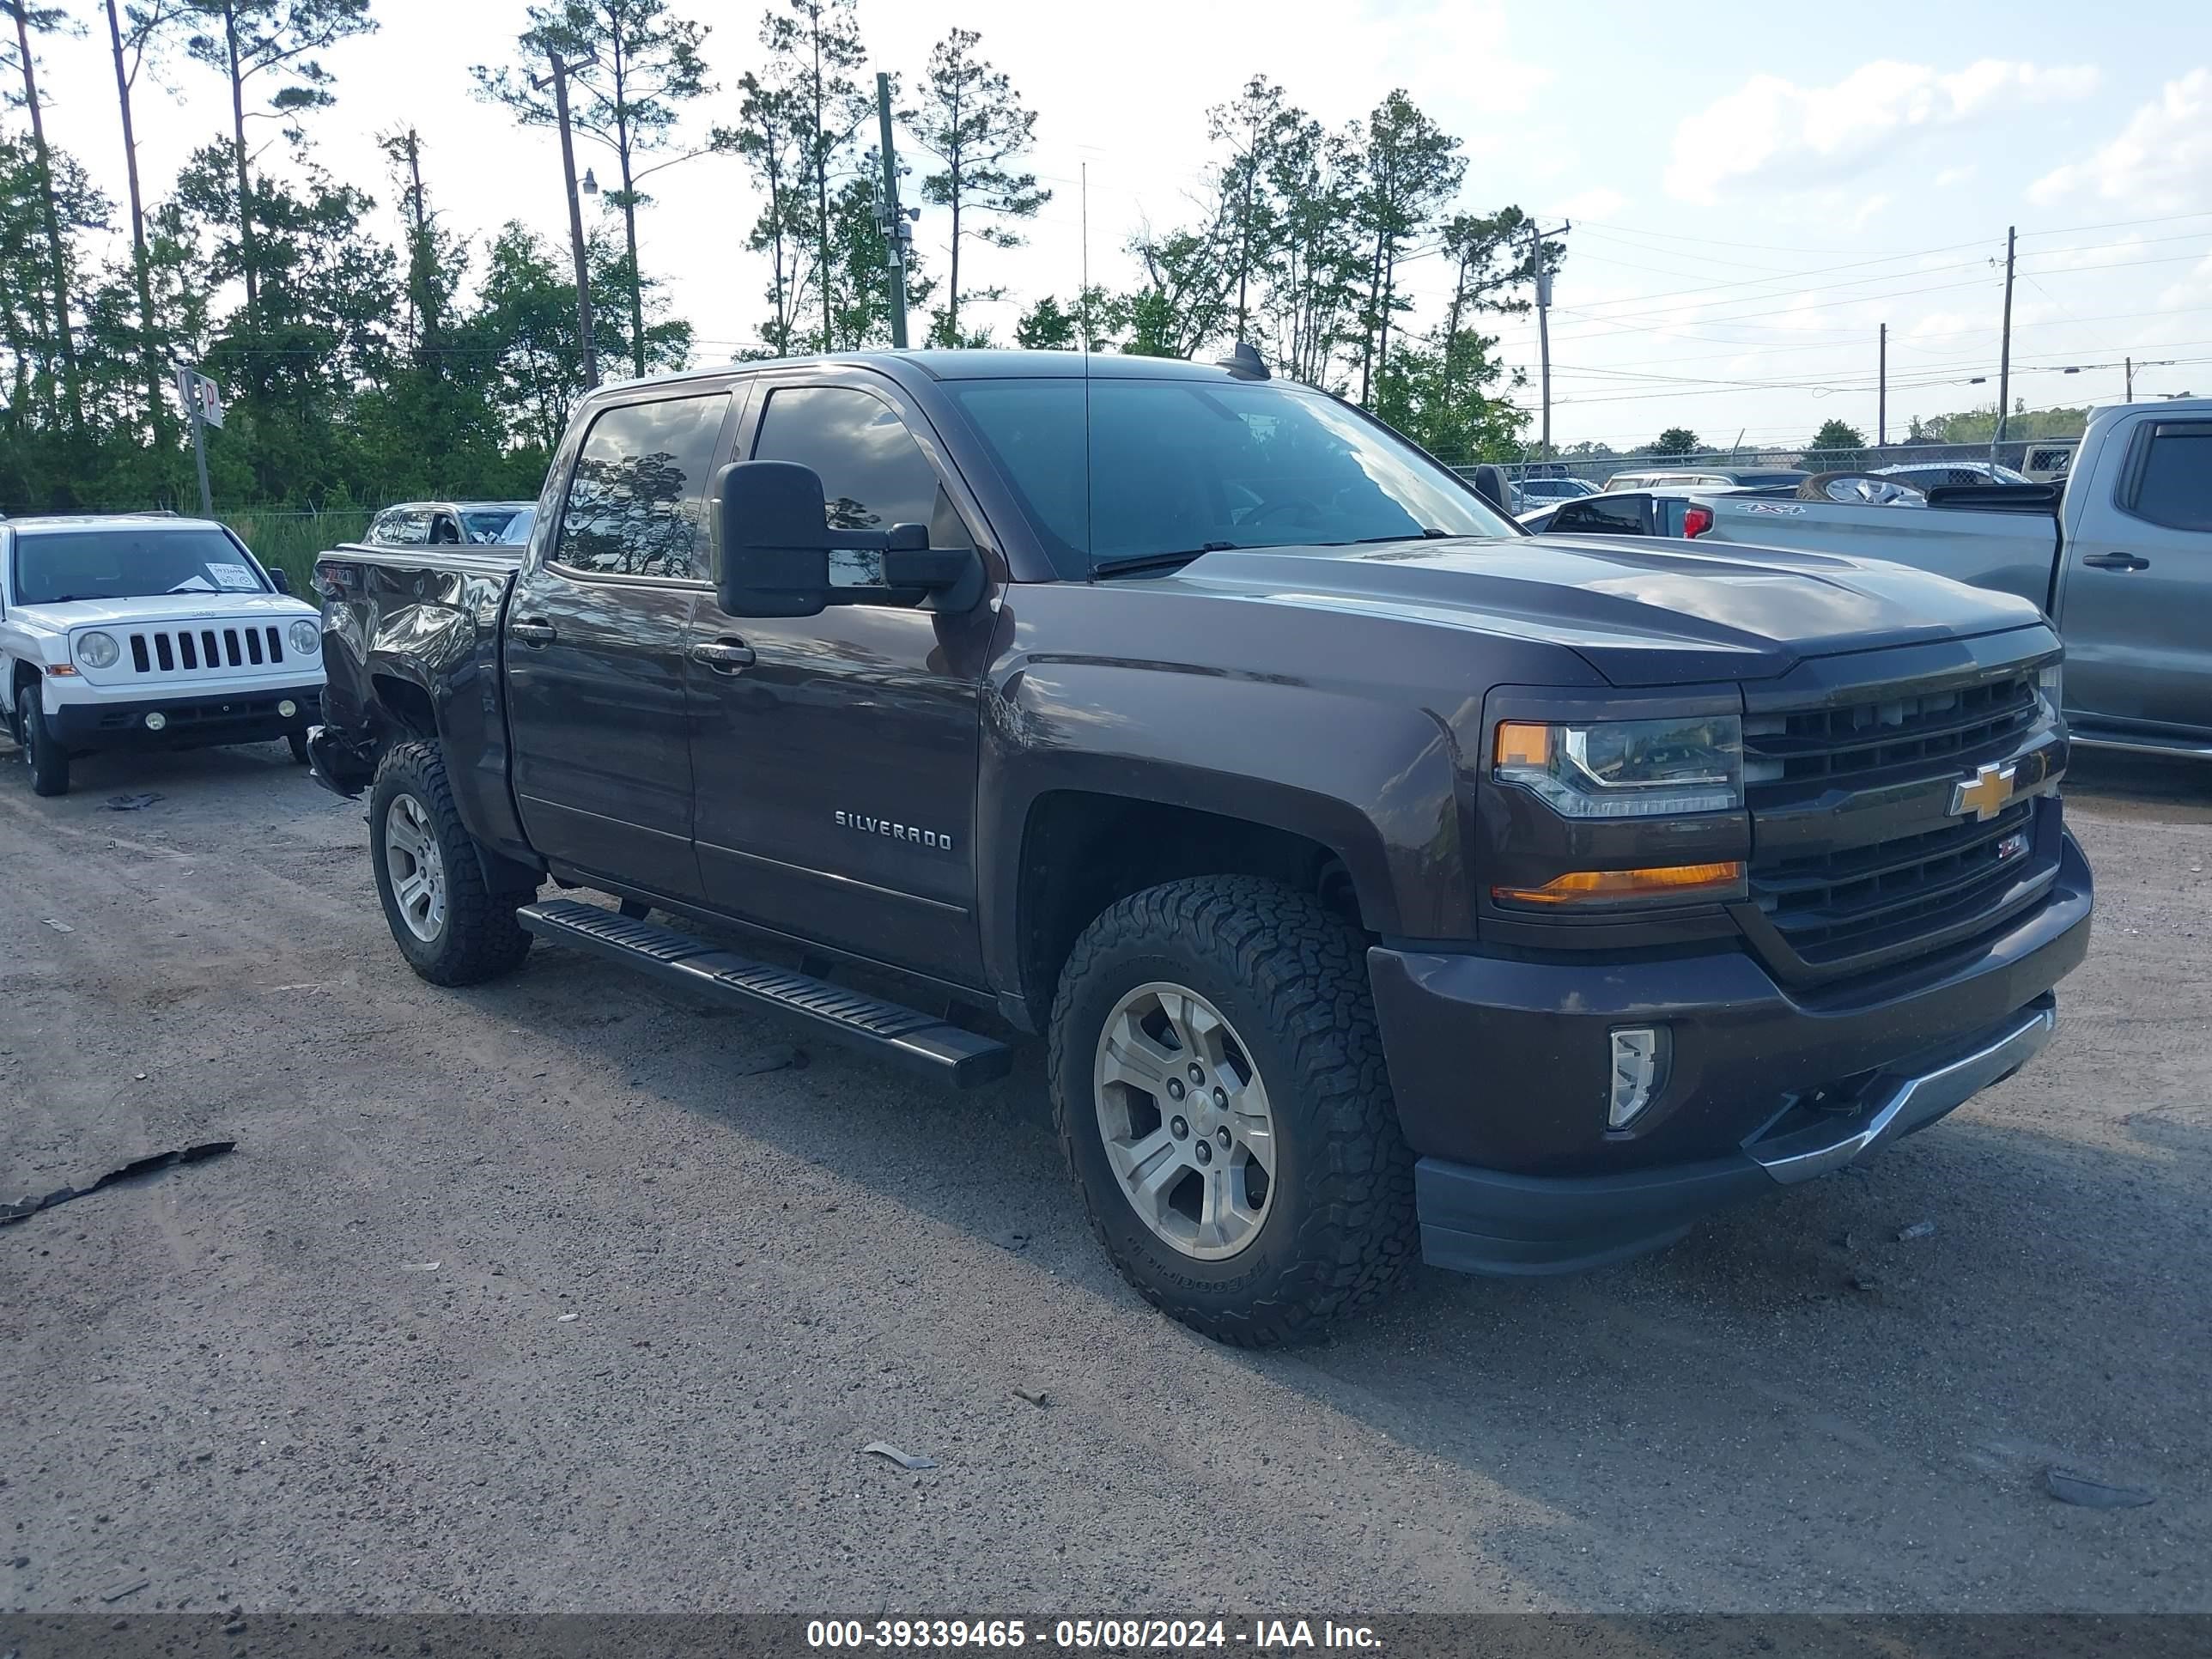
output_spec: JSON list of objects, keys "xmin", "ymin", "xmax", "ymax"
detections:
[{"xmin": 3, "ymin": 742, "xmax": 2206, "ymax": 1615}]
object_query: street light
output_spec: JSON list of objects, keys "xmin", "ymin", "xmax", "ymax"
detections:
[{"xmin": 581, "ymin": 168, "xmax": 599, "ymax": 197}]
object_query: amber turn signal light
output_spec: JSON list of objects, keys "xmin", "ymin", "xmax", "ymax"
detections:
[
  {"xmin": 1492, "ymin": 861, "xmax": 1746, "ymax": 907},
  {"xmin": 1494, "ymin": 721, "xmax": 1552, "ymax": 769}
]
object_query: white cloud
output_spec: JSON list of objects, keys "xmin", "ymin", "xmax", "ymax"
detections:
[
  {"xmin": 1546, "ymin": 186, "xmax": 1626, "ymax": 222},
  {"xmin": 2158, "ymin": 252, "xmax": 2212, "ymax": 311},
  {"xmin": 1935, "ymin": 164, "xmax": 1978, "ymax": 188},
  {"xmin": 2030, "ymin": 67, "xmax": 2212, "ymax": 213},
  {"xmin": 1666, "ymin": 58, "xmax": 2100, "ymax": 204}
]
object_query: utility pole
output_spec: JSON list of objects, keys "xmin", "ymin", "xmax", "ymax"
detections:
[
  {"xmin": 1878, "ymin": 324, "xmax": 1887, "ymax": 448},
  {"xmin": 176, "ymin": 364, "xmax": 216, "ymax": 518},
  {"xmin": 1528, "ymin": 220, "xmax": 1568, "ymax": 459},
  {"xmin": 535, "ymin": 49, "xmax": 599, "ymax": 391},
  {"xmin": 2125, "ymin": 356, "xmax": 2134, "ymax": 402},
  {"xmin": 1992, "ymin": 225, "xmax": 2015, "ymax": 469},
  {"xmin": 875, "ymin": 71, "xmax": 910, "ymax": 349}
]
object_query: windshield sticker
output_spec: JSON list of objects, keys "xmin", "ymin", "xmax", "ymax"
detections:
[
  {"xmin": 1739, "ymin": 502, "xmax": 1807, "ymax": 515},
  {"xmin": 207, "ymin": 561, "xmax": 261, "ymax": 590}
]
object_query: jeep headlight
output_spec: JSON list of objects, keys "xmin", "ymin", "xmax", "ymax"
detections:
[
  {"xmin": 289, "ymin": 618, "xmax": 322, "ymax": 656},
  {"xmin": 75, "ymin": 630, "xmax": 120, "ymax": 670},
  {"xmin": 1493, "ymin": 714, "xmax": 1743, "ymax": 818}
]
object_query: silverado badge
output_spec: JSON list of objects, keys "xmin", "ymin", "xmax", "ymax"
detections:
[{"xmin": 1950, "ymin": 761, "xmax": 2019, "ymax": 822}]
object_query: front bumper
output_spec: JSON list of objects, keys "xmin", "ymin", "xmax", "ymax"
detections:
[
  {"xmin": 1372, "ymin": 832, "xmax": 2092, "ymax": 1275},
  {"xmin": 49, "ymin": 685, "xmax": 323, "ymax": 752}
]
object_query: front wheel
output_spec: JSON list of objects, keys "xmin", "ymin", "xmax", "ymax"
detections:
[
  {"xmin": 368, "ymin": 741, "xmax": 533, "ymax": 985},
  {"xmin": 20, "ymin": 696, "xmax": 70, "ymax": 797},
  {"xmin": 1048, "ymin": 877, "xmax": 1418, "ymax": 1346},
  {"xmin": 286, "ymin": 731, "xmax": 312, "ymax": 765}
]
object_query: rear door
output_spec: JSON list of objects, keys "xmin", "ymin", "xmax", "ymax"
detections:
[
  {"xmin": 505, "ymin": 384, "xmax": 739, "ymax": 896},
  {"xmin": 685, "ymin": 370, "xmax": 996, "ymax": 985},
  {"xmin": 2057, "ymin": 417, "xmax": 2212, "ymax": 738}
]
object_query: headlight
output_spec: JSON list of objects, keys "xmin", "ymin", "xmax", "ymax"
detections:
[
  {"xmin": 2038, "ymin": 659, "xmax": 2063, "ymax": 720},
  {"xmin": 1493, "ymin": 714, "xmax": 1743, "ymax": 818},
  {"xmin": 289, "ymin": 619, "xmax": 322, "ymax": 656},
  {"xmin": 75, "ymin": 630, "xmax": 120, "ymax": 670}
]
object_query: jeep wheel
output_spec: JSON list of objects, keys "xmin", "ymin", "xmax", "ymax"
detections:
[
  {"xmin": 20, "ymin": 697, "xmax": 70, "ymax": 797},
  {"xmin": 1048, "ymin": 877, "xmax": 1418, "ymax": 1346},
  {"xmin": 368, "ymin": 741, "xmax": 533, "ymax": 986}
]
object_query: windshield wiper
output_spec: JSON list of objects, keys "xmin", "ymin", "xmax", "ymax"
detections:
[
  {"xmin": 1324, "ymin": 527, "xmax": 1455, "ymax": 546},
  {"xmin": 1091, "ymin": 542, "xmax": 1243, "ymax": 576}
]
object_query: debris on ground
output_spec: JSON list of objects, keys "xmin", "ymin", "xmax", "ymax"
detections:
[
  {"xmin": 99, "ymin": 1578, "xmax": 150, "ymax": 1603},
  {"xmin": 41, "ymin": 919, "xmax": 74, "ymax": 933},
  {"xmin": 556, "ymin": 1312, "xmax": 579, "ymax": 1322},
  {"xmin": 991, "ymin": 1231, "xmax": 1030, "ymax": 1254},
  {"xmin": 1897, "ymin": 1220, "xmax": 1938, "ymax": 1242},
  {"xmin": 1, "ymin": 1141, "xmax": 235, "ymax": 1227},
  {"xmin": 400, "ymin": 1261, "xmax": 441, "ymax": 1273},
  {"xmin": 861, "ymin": 1442, "xmax": 939, "ymax": 1471},
  {"xmin": 1012, "ymin": 1387, "xmax": 1049, "ymax": 1408},
  {"xmin": 1848, "ymin": 1273, "xmax": 1879, "ymax": 1293},
  {"xmin": 2045, "ymin": 1468, "xmax": 2154, "ymax": 1509},
  {"xmin": 105, "ymin": 793, "xmax": 163, "ymax": 811}
]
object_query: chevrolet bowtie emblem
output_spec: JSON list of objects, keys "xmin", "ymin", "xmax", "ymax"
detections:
[{"xmin": 1951, "ymin": 762, "xmax": 2019, "ymax": 821}]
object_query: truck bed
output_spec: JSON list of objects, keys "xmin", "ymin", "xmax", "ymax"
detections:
[{"xmin": 1691, "ymin": 493, "xmax": 2064, "ymax": 613}]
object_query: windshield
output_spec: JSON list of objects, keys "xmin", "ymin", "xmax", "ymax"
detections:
[
  {"xmin": 941, "ymin": 376, "xmax": 1516, "ymax": 577},
  {"xmin": 11, "ymin": 527, "xmax": 270, "ymax": 605},
  {"xmin": 496, "ymin": 506, "xmax": 537, "ymax": 546}
]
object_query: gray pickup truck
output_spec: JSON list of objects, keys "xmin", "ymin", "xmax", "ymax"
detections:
[
  {"xmin": 1688, "ymin": 399, "xmax": 2212, "ymax": 760},
  {"xmin": 308, "ymin": 348, "xmax": 2092, "ymax": 1346}
]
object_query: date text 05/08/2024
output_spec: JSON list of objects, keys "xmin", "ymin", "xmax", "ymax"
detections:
[{"xmin": 805, "ymin": 1620, "xmax": 1382, "ymax": 1650}]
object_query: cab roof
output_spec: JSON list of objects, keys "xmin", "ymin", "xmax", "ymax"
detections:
[{"xmin": 593, "ymin": 347, "xmax": 1279, "ymax": 396}]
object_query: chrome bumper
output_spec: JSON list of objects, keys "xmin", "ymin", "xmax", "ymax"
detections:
[{"xmin": 1750, "ymin": 996, "xmax": 2056, "ymax": 1186}]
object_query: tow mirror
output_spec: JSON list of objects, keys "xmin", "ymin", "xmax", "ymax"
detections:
[{"xmin": 712, "ymin": 459, "xmax": 984, "ymax": 618}]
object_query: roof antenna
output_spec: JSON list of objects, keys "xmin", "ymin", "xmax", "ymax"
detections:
[{"xmin": 1216, "ymin": 340, "xmax": 1270, "ymax": 380}]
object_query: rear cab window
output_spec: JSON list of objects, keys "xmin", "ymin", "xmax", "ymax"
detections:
[
  {"xmin": 2123, "ymin": 422, "xmax": 2212, "ymax": 532},
  {"xmin": 554, "ymin": 392, "xmax": 732, "ymax": 579}
]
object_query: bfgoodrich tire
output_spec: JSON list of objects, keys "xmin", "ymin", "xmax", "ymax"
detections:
[
  {"xmin": 368, "ymin": 741, "xmax": 534, "ymax": 986},
  {"xmin": 1048, "ymin": 877, "xmax": 1418, "ymax": 1346}
]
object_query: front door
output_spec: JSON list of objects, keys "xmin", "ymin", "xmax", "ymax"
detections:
[
  {"xmin": 686, "ymin": 374, "xmax": 995, "ymax": 986},
  {"xmin": 506, "ymin": 386, "xmax": 736, "ymax": 896},
  {"xmin": 2058, "ymin": 417, "xmax": 2212, "ymax": 740}
]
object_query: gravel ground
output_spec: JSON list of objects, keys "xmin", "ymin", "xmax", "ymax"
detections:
[{"xmin": 2, "ymin": 742, "xmax": 2206, "ymax": 1615}]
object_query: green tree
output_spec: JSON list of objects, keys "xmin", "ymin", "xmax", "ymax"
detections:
[
  {"xmin": 715, "ymin": 64, "xmax": 810, "ymax": 353},
  {"xmin": 4, "ymin": 0, "xmax": 87, "ymax": 426},
  {"xmin": 1013, "ymin": 294, "xmax": 1076, "ymax": 350},
  {"xmin": 474, "ymin": 0, "xmax": 711, "ymax": 379},
  {"xmin": 1352, "ymin": 90, "xmax": 1462, "ymax": 406},
  {"xmin": 1805, "ymin": 417, "xmax": 1866, "ymax": 471},
  {"xmin": 1121, "ymin": 223, "xmax": 1231, "ymax": 359},
  {"xmin": 1649, "ymin": 426, "xmax": 1701, "ymax": 458},
  {"xmin": 749, "ymin": 0, "xmax": 870, "ymax": 353},
  {"xmin": 903, "ymin": 27, "xmax": 1047, "ymax": 347},
  {"xmin": 474, "ymin": 221, "xmax": 592, "ymax": 454},
  {"xmin": 1262, "ymin": 110, "xmax": 1364, "ymax": 387},
  {"xmin": 1206, "ymin": 74, "xmax": 1289, "ymax": 342},
  {"xmin": 101, "ymin": 0, "xmax": 190, "ymax": 443},
  {"xmin": 183, "ymin": 0, "xmax": 378, "ymax": 330},
  {"xmin": 820, "ymin": 150, "xmax": 933, "ymax": 349}
]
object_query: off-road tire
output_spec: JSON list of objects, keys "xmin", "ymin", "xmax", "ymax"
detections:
[
  {"xmin": 21, "ymin": 696, "xmax": 70, "ymax": 797},
  {"xmin": 1048, "ymin": 876, "xmax": 1418, "ymax": 1346},
  {"xmin": 368, "ymin": 740, "xmax": 534, "ymax": 986}
]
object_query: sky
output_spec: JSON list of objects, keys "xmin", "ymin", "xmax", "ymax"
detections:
[{"xmin": 24, "ymin": 0, "xmax": 2212, "ymax": 453}]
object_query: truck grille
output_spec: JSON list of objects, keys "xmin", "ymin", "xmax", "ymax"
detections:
[
  {"xmin": 1742, "ymin": 670, "xmax": 2039, "ymax": 796},
  {"xmin": 1745, "ymin": 664, "xmax": 2058, "ymax": 976},
  {"xmin": 125, "ymin": 624, "xmax": 288, "ymax": 676}
]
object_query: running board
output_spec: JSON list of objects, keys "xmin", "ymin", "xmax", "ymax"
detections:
[{"xmin": 517, "ymin": 899, "xmax": 1012, "ymax": 1088}]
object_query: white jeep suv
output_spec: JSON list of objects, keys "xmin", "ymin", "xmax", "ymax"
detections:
[{"xmin": 1, "ymin": 514, "xmax": 326, "ymax": 797}]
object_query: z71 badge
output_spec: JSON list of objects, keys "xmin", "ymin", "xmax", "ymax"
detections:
[{"xmin": 835, "ymin": 810, "xmax": 956, "ymax": 851}]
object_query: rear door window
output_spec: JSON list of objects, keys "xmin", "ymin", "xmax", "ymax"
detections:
[
  {"xmin": 2126, "ymin": 424, "xmax": 2212, "ymax": 532},
  {"xmin": 554, "ymin": 392, "xmax": 732, "ymax": 578}
]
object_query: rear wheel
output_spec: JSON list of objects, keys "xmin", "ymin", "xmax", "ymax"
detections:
[
  {"xmin": 20, "ymin": 696, "xmax": 69, "ymax": 797},
  {"xmin": 368, "ymin": 741, "xmax": 534, "ymax": 985},
  {"xmin": 1048, "ymin": 877, "xmax": 1418, "ymax": 1346}
]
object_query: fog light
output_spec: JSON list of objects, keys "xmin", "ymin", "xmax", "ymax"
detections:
[
  {"xmin": 278, "ymin": 699, "xmax": 298, "ymax": 719},
  {"xmin": 143, "ymin": 711, "xmax": 167, "ymax": 732},
  {"xmin": 1608, "ymin": 1026, "xmax": 1668, "ymax": 1129}
]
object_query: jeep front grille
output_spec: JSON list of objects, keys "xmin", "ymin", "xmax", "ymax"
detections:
[{"xmin": 125, "ymin": 625, "xmax": 286, "ymax": 675}]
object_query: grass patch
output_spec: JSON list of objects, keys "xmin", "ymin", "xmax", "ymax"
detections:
[{"xmin": 223, "ymin": 507, "xmax": 373, "ymax": 595}]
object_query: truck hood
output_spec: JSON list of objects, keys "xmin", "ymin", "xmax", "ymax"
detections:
[
  {"xmin": 10, "ymin": 592, "xmax": 317, "ymax": 633},
  {"xmin": 1165, "ymin": 535, "xmax": 2047, "ymax": 686}
]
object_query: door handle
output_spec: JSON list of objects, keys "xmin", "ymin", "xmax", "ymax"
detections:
[
  {"xmin": 2081, "ymin": 552, "xmax": 2150, "ymax": 571},
  {"xmin": 510, "ymin": 617, "xmax": 558, "ymax": 646},
  {"xmin": 690, "ymin": 638, "xmax": 756, "ymax": 672}
]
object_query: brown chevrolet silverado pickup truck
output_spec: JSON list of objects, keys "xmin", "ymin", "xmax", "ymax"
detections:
[{"xmin": 308, "ymin": 348, "xmax": 2093, "ymax": 1345}]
